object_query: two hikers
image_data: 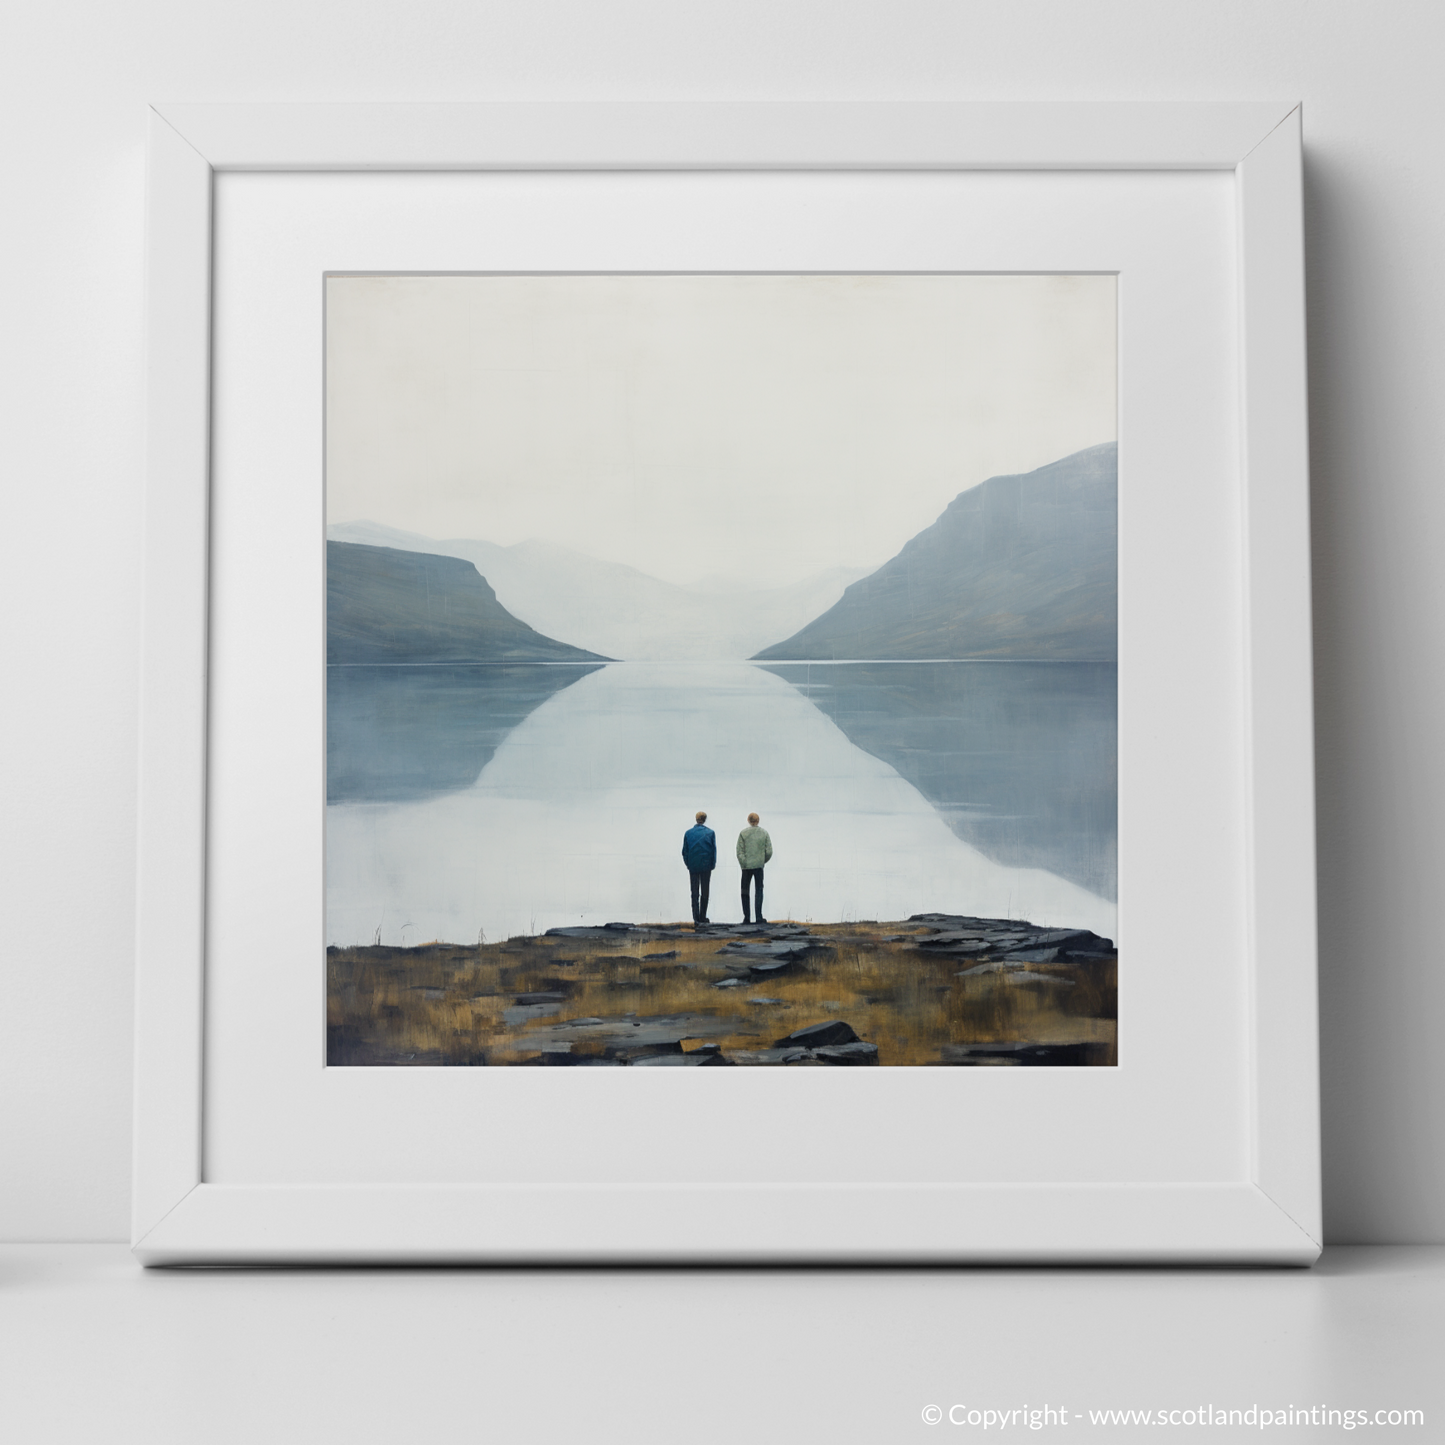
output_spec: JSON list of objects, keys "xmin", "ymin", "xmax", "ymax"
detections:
[{"xmin": 681, "ymin": 811, "xmax": 774, "ymax": 927}]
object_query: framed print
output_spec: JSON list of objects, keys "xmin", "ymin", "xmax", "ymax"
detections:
[
  {"xmin": 323, "ymin": 270, "xmax": 1121, "ymax": 1069},
  {"xmin": 134, "ymin": 102, "xmax": 1320, "ymax": 1263}
]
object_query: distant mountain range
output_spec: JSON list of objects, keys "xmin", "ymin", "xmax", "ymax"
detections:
[
  {"xmin": 754, "ymin": 443, "xmax": 1117, "ymax": 662},
  {"xmin": 327, "ymin": 541, "xmax": 609, "ymax": 665},
  {"xmin": 326, "ymin": 520, "xmax": 869, "ymax": 662}
]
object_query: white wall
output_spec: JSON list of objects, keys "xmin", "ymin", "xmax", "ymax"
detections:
[{"xmin": 2, "ymin": 0, "xmax": 1441, "ymax": 1243}]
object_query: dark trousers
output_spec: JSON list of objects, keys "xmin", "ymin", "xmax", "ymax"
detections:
[
  {"xmin": 741, "ymin": 867, "xmax": 765, "ymax": 921},
  {"xmin": 689, "ymin": 870, "xmax": 712, "ymax": 922}
]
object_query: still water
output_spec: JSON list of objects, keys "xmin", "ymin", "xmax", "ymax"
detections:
[
  {"xmin": 325, "ymin": 661, "xmax": 1117, "ymax": 948},
  {"xmin": 763, "ymin": 662, "xmax": 1116, "ymax": 900}
]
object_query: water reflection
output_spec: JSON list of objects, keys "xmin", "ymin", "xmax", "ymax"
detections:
[
  {"xmin": 764, "ymin": 662, "xmax": 1116, "ymax": 900},
  {"xmin": 326, "ymin": 662, "xmax": 1117, "ymax": 948},
  {"xmin": 326, "ymin": 663, "xmax": 602, "ymax": 804}
]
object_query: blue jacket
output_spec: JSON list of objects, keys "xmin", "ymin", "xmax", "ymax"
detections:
[{"xmin": 681, "ymin": 823, "xmax": 717, "ymax": 872}]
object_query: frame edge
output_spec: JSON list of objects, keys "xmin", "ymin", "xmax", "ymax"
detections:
[
  {"xmin": 134, "ymin": 1182, "xmax": 1321, "ymax": 1267},
  {"xmin": 151, "ymin": 100, "xmax": 1299, "ymax": 172},
  {"xmin": 132, "ymin": 110, "xmax": 213, "ymax": 1247},
  {"xmin": 1236, "ymin": 107, "xmax": 1323, "ymax": 1247}
]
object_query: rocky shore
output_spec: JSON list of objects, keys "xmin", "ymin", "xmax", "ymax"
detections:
[{"xmin": 327, "ymin": 914, "xmax": 1117, "ymax": 1068}]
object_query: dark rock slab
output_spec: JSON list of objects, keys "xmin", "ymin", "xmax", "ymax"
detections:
[
  {"xmin": 705, "ymin": 923, "xmax": 810, "ymax": 939},
  {"xmin": 720, "ymin": 939, "xmax": 814, "ymax": 958},
  {"xmin": 777, "ymin": 1020, "xmax": 860, "ymax": 1049},
  {"xmin": 732, "ymin": 1047, "xmax": 817, "ymax": 1065},
  {"xmin": 505, "ymin": 1011, "xmax": 738, "ymax": 1058},
  {"xmin": 632, "ymin": 1047, "xmax": 734, "ymax": 1067},
  {"xmin": 1005, "ymin": 970, "xmax": 1075, "ymax": 987},
  {"xmin": 747, "ymin": 959, "xmax": 797, "ymax": 978},
  {"xmin": 910, "ymin": 913, "xmax": 1022, "ymax": 929},
  {"xmin": 1003, "ymin": 928, "xmax": 1114, "ymax": 956},
  {"xmin": 731, "ymin": 1038, "xmax": 876, "ymax": 1065},
  {"xmin": 609, "ymin": 1040, "xmax": 685, "ymax": 1063},
  {"xmin": 1020, "ymin": 928, "xmax": 1091, "ymax": 947},
  {"xmin": 812, "ymin": 1041, "xmax": 880, "ymax": 1065},
  {"xmin": 914, "ymin": 919, "xmax": 1116, "ymax": 961}
]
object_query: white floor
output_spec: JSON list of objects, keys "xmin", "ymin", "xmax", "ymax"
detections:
[{"xmin": 2, "ymin": 1245, "xmax": 1439, "ymax": 1443}]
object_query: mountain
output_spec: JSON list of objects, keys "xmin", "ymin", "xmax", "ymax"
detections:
[
  {"xmin": 753, "ymin": 443, "xmax": 1117, "ymax": 661},
  {"xmin": 326, "ymin": 520, "xmax": 870, "ymax": 662},
  {"xmin": 327, "ymin": 541, "xmax": 609, "ymax": 664}
]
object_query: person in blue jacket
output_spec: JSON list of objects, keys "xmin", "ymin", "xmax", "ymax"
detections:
[{"xmin": 681, "ymin": 811, "xmax": 717, "ymax": 927}]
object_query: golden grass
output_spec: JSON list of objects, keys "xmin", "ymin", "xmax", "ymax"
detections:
[{"xmin": 327, "ymin": 920, "xmax": 1117, "ymax": 1067}]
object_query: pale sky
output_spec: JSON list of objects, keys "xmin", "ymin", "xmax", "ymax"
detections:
[{"xmin": 326, "ymin": 273, "xmax": 1115, "ymax": 587}]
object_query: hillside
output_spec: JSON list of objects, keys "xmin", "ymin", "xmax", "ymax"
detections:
[
  {"xmin": 754, "ymin": 443, "xmax": 1117, "ymax": 661},
  {"xmin": 326, "ymin": 520, "xmax": 868, "ymax": 661},
  {"xmin": 327, "ymin": 541, "xmax": 609, "ymax": 664}
]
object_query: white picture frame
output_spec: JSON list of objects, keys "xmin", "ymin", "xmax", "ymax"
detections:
[{"xmin": 135, "ymin": 102, "xmax": 1318, "ymax": 1264}]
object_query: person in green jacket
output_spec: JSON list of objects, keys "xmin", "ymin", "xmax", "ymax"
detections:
[{"xmin": 736, "ymin": 812, "xmax": 773, "ymax": 924}]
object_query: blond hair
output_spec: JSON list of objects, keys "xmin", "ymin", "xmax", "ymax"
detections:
[{"xmin": 695, "ymin": 811, "xmax": 707, "ymax": 823}]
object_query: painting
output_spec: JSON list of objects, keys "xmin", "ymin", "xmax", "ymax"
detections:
[{"xmin": 324, "ymin": 273, "xmax": 1117, "ymax": 1068}]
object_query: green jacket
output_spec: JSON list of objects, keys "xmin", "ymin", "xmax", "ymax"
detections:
[{"xmin": 736, "ymin": 826, "xmax": 773, "ymax": 869}]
